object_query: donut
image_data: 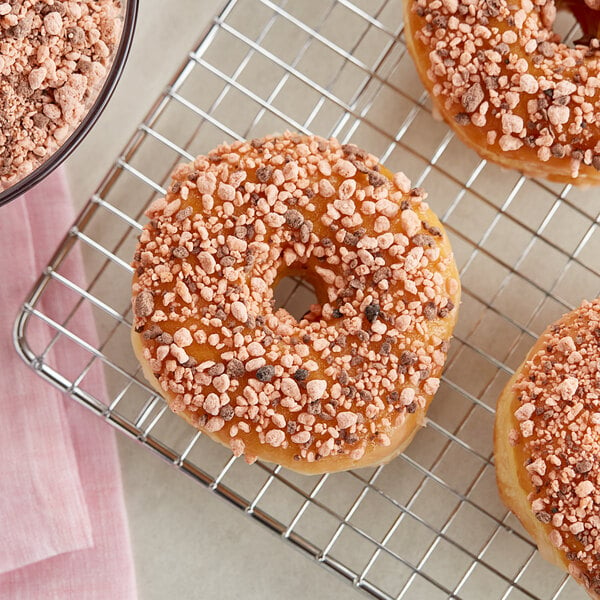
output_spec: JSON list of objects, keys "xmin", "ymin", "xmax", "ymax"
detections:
[
  {"xmin": 131, "ymin": 132, "xmax": 461, "ymax": 474},
  {"xmin": 495, "ymin": 299, "xmax": 600, "ymax": 597},
  {"xmin": 404, "ymin": 0, "xmax": 600, "ymax": 184}
]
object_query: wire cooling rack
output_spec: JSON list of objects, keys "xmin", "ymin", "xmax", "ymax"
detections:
[{"xmin": 14, "ymin": 0, "xmax": 600, "ymax": 598}]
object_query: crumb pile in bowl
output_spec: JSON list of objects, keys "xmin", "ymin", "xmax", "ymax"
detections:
[{"xmin": 0, "ymin": 0, "xmax": 123, "ymax": 191}]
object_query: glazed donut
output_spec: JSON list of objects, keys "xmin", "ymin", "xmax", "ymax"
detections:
[
  {"xmin": 131, "ymin": 132, "xmax": 460, "ymax": 474},
  {"xmin": 404, "ymin": 0, "xmax": 600, "ymax": 184},
  {"xmin": 495, "ymin": 299, "xmax": 600, "ymax": 597}
]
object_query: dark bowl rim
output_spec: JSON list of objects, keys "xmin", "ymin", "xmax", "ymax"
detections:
[{"xmin": 0, "ymin": 0, "xmax": 140, "ymax": 207}]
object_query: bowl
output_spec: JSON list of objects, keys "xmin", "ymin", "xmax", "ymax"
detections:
[{"xmin": 0, "ymin": 0, "xmax": 139, "ymax": 207}]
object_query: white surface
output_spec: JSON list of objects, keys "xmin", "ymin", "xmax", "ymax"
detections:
[{"xmin": 65, "ymin": 1, "xmax": 360, "ymax": 598}]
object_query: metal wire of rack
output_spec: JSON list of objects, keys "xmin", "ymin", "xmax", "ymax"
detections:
[{"xmin": 14, "ymin": 0, "xmax": 600, "ymax": 598}]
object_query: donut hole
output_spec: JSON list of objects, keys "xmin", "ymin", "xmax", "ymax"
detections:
[
  {"xmin": 273, "ymin": 276, "xmax": 318, "ymax": 321},
  {"xmin": 555, "ymin": 0, "xmax": 600, "ymax": 47}
]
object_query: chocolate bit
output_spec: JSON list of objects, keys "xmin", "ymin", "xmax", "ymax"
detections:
[
  {"xmin": 380, "ymin": 342, "xmax": 392, "ymax": 356},
  {"xmin": 220, "ymin": 405, "xmax": 234, "ymax": 421},
  {"xmin": 356, "ymin": 330, "xmax": 369, "ymax": 342},
  {"xmin": 535, "ymin": 511, "xmax": 552, "ymax": 523},
  {"xmin": 423, "ymin": 302, "xmax": 437, "ymax": 321},
  {"xmin": 287, "ymin": 421, "xmax": 298, "ymax": 434},
  {"xmin": 551, "ymin": 143, "xmax": 565, "ymax": 158},
  {"xmin": 367, "ymin": 170, "xmax": 387, "ymax": 187},
  {"xmin": 293, "ymin": 368, "xmax": 308, "ymax": 381},
  {"xmin": 182, "ymin": 358, "xmax": 198, "ymax": 369},
  {"xmin": 134, "ymin": 291, "xmax": 154, "ymax": 317},
  {"xmin": 342, "ymin": 143, "xmax": 364, "ymax": 157},
  {"xmin": 158, "ymin": 332, "xmax": 173, "ymax": 345},
  {"xmin": 284, "ymin": 209, "xmax": 304, "ymax": 229},
  {"xmin": 538, "ymin": 41, "xmax": 555, "ymax": 58},
  {"xmin": 307, "ymin": 400, "xmax": 321, "ymax": 415},
  {"xmin": 338, "ymin": 370, "xmax": 349, "ymax": 386},
  {"xmin": 220, "ymin": 256, "xmax": 236, "ymax": 268},
  {"xmin": 256, "ymin": 166, "xmax": 273, "ymax": 183},
  {"xmin": 365, "ymin": 302, "xmax": 380, "ymax": 323},
  {"xmin": 412, "ymin": 233, "xmax": 435, "ymax": 248},
  {"xmin": 400, "ymin": 351, "xmax": 418, "ymax": 366},
  {"xmin": 350, "ymin": 159, "xmax": 369, "ymax": 174},
  {"xmin": 343, "ymin": 231, "xmax": 361, "ymax": 247},
  {"xmin": 484, "ymin": 0, "xmax": 501, "ymax": 16},
  {"xmin": 207, "ymin": 363, "xmax": 225, "ymax": 377},
  {"xmin": 387, "ymin": 391, "xmax": 399, "ymax": 404},
  {"xmin": 332, "ymin": 309, "xmax": 343, "ymax": 319},
  {"xmin": 344, "ymin": 386, "xmax": 357, "ymax": 399},
  {"xmin": 66, "ymin": 26, "xmax": 86, "ymax": 48},
  {"xmin": 172, "ymin": 246, "xmax": 189, "ymax": 259},
  {"xmin": 142, "ymin": 324, "xmax": 162, "ymax": 340},
  {"xmin": 176, "ymin": 206, "xmax": 193, "ymax": 221},
  {"xmin": 461, "ymin": 82, "xmax": 484, "ymax": 113},
  {"xmin": 33, "ymin": 113, "xmax": 50, "ymax": 128},
  {"xmin": 437, "ymin": 300, "xmax": 455, "ymax": 318},
  {"xmin": 226, "ymin": 358, "xmax": 245, "ymax": 378},
  {"xmin": 572, "ymin": 149, "xmax": 584, "ymax": 162},
  {"xmin": 422, "ymin": 221, "xmax": 442, "ymax": 237},
  {"xmin": 373, "ymin": 266, "xmax": 391, "ymax": 284},
  {"xmin": 406, "ymin": 401, "xmax": 417, "ymax": 414}
]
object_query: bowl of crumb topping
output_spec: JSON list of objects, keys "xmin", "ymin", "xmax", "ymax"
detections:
[{"xmin": 0, "ymin": 0, "xmax": 138, "ymax": 206}]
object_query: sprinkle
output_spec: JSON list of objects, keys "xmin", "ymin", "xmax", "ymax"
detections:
[
  {"xmin": 204, "ymin": 417, "xmax": 225, "ymax": 433},
  {"xmin": 401, "ymin": 209, "xmax": 421, "ymax": 238},
  {"xmin": 291, "ymin": 431, "xmax": 311, "ymax": 444},
  {"xmin": 575, "ymin": 480, "xmax": 595, "ymax": 498},
  {"xmin": 231, "ymin": 301, "xmax": 248, "ymax": 323},
  {"xmin": 306, "ymin": 379, "xmax": 327, "ymax": 400},
  {"xmin": 281, "ymin": 378, "xmax": 301, "ymax": 400},
  {"xmin": 265, "ymin": 429, "xmax": 286, "ymax": 447},
  {"xmin": 548, "ymin": 105, "xmax": 570, "ymax": 127},
  {"xmin": 557, "ymin": 376, "xmax": 578, "ymax": 401},
  {"xmin": 173, "ymin": 327, "xmax": 193, "ymax": 348}
]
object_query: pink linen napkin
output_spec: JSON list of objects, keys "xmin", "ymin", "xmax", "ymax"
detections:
[{"xmin": 0, "ymin": 169, "xmax": 137, "ymax": 599}]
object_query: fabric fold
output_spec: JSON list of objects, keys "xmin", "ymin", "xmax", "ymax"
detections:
[{"xmin": 0, "ymin": 170, "xmax": 137, "ymax": 599}]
